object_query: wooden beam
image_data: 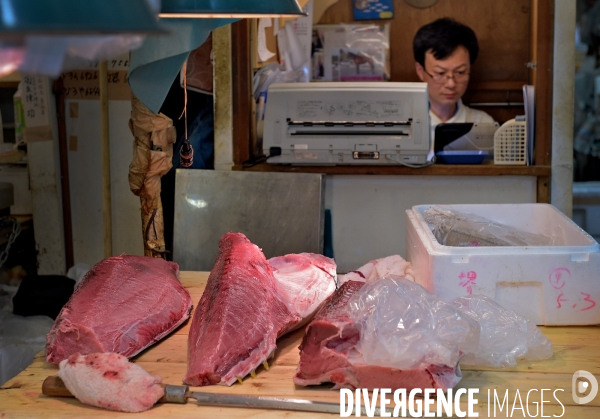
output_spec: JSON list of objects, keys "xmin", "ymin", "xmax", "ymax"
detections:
[
  {"xmin": 235, "ymin": 163, "xmax": 552, "ymax": 177},
  {"xmin": 99, "ymin": 61, "xmax": 112, "ymax": 258},
  {"xmin": 52, "ymin": 78, "xmax": 74, "ymax": 270},
  {"xmin": 533, "ymin": 0, "xmax": 554, "ymax": 167},
  {"xmin": 468, "ymin": 81, "xmax": 528, "ymax": 91},
  {"xmin": 537, "ymin": 175, "xmax": 550, "ymax": 203},
  {"xmin": 231, "ymin": 20, "xmax": 252, "ymax": 165}
]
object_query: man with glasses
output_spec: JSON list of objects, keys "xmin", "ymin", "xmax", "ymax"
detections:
[{"xmin": 413, "ymin": 18, "xmax": 494, "ymax": 160}]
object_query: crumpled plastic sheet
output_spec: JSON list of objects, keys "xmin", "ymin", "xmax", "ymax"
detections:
[
  {"xmin": 345, "ymin": 276, "xmax": 553, "ymax": 372},
  {"xmin": 17, "ymin": 35, "xmax": 144, "ymax": 78},
  {"xmin": 66, "ymin": 263, "xmax": 91, "ymax": 288},
  {"xmin": 0, "ymin": 311, "xmax": 54, "ymax": 385},
  {"xmin": 0, "ymin": 284, "xmax": 18, "ymax": 313},
  {"xmin": 422, "ymin": 206, "xmax": 555, "ymax": 247},
  {"xmin": 253, "ymin": 62, "xmax": 307, "ymax": 101},
  {"xmin": 449, "ymin": 295, "xmax": 554, "ymax": 368},
  {"xmin": 347, "ymin": 276, "xmax": 480, "ymax": 370}
]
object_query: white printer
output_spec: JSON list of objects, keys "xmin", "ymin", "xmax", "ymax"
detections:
[{"xmin": 262, "ymin": 82, "xmax": 430, "ymax": 165}]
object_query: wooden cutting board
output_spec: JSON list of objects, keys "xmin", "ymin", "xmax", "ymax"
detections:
[{"xmin": 1, "ymin": 271, "xmax": 599, "ymax": 417}]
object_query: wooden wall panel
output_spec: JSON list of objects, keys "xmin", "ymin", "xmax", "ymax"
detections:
[
  {"xmin": 318, "ymin": 0, "xmax": 531, "ymax": 84},
  {"xmin": 532, "ymin": 0, "xmax": 553, "ymax": 166},
  {"xmin": 231, "ymin": 20, "xmax": 252, "ymax": 165}
]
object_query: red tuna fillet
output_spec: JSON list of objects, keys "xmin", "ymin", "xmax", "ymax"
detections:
[
  {"xmin": 184, "ymin": 233, "xmax": 301, "ymax": 386},
  {"xmin": 269, "ymin": 253, "xmax": 337, "ymax": 331},
  {"xmin": 294, "ymin": 280, "xmax": 461, "ymax": 391},
  {"xmin": 46, "ymin": 255, "xmax": 192, "ymax": 364}
]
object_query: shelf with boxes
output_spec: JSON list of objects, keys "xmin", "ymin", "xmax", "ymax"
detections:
[{"xmin": 230, "ymin": 0, "xmax": 554, "ymax": 203}]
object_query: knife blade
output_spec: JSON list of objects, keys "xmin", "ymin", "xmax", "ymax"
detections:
[{"xmin": 165, "ymin": 384, "xmax": 381, "ymax": 415}]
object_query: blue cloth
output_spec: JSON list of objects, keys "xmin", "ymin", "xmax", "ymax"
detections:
[{"xmin": 129, "ymin": 18, "xmax": 237, "ymax": 113}]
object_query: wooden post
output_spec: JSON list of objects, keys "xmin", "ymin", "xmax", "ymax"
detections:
[
  {"xmin": 99, "ymin": 61, "xmax": 112, "ymax": 258},
  {"xmin": 52, "ymin": 78, "xmax": 74, "ymax": 269}
]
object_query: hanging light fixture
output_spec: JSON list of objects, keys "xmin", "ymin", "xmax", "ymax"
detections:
[
  {"xmin": 159, "ymin": 0, "xmax": 306, "ymax": 18},
  {"xmin": 159, "ymin": 0, "xmax": 305, "ymax": 170},
  {"xmin": 0, "ymin": 0, "xmax": 166, "ymax": 77},
  {"xmin": 0, "ymin": 0, "xmax": 165, "ymax": 37}
]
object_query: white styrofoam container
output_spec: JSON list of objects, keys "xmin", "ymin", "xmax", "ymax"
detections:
[{"xmin": 406, "ymin": 203, "xmax": 600, "ymax": 325}]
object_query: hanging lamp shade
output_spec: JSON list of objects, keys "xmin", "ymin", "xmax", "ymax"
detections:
[
  {"xmin": 0, "ymin": 0, "xmax": 165, "ymax": 37},
  {"xmin": 159, "ymin": 0, "xmax": 306, "ymax": 18}
]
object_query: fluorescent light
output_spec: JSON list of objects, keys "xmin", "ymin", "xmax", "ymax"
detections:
[{"xmin": 0, "ymin": 0, "xmax": 165, "ymax": 35}]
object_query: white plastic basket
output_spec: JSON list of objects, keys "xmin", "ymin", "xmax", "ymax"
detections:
[{"xmin": 494, "ymin": 118, "xmax": 527, "ymax": 165}]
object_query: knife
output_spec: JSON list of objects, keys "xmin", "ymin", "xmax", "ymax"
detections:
[{"xmin": 42, "ymin": 376, "xmax": 381, "ymax": 415}]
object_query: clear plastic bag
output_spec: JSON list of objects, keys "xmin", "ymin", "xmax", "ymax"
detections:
[
  {"xmin": 0, "ymin": 311, "xmax": 54, "ymax": 385},
  {"xmin": 0, "ymin": 284, "xmax": 18, "ymax": 312},
  {"xmin": 347, "ymin": 276, "xmax": 480, "ymax": 370},
  {"xmin": 312, "ymin": 23, "xmax": 390, "ymax": 82},
  {"xmin": 19, "ymin": 35, "xmax": 144, "ymax": 77},
  {"xmin": 66, "ymin": 263, "xmax": 91, "ymax": 288},
  {"xmin": 252, "ymin": 62, "xmax": 307, "ymax": 101},
  {"xmin": 344, "ymin": 276, "xmax": 553, "ymax": 373},
  {"xmin": 422, "ymin": 206, "xmax": 555, "ymax": 247},
  {"xmin": 450, "ymin": 295, "xmax": 554, "ymax": 368}
]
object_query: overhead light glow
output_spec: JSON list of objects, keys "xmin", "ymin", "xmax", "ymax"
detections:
[{"xmin": 186, "ymin": 197, "xmax": 208, "ymax": 209}]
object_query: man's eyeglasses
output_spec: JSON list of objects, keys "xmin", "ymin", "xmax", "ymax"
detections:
[{"xmin": 423, "ymin": 68, "xmax": 470, "ymax": 84}]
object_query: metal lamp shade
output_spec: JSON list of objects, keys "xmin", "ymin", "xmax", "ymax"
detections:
[
  {"xmin": 159, "ymin": 0, "xmax": 306, "ymax": 18},
  {"xmin": 0, "ymin": 0, "xmax": 165, "ymax": 36}
]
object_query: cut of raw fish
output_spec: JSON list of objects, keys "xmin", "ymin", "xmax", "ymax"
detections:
[
  {"xmin": 46, "ymin": 255, "xmax": 192, "ymax": 364},
  {"xmin": 339, "ymin": 255, "xmax": 415, "ymax": 285},
  {"xmin": 294, "ymin": 280, "xmax": 461, "ymax": 391},
  {"xmin": 58, "ymin": 352, "xmax": 164, "ymax": 413},
  {"xmin": 184, "ymin": 233, "xmax": 301, "ymax": 386},
  {"xmin": 269, "ymin": 252, "xmax": 336, "ymax": 330}
]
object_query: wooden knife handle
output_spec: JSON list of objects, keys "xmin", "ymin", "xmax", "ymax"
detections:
[{"xmin": 42, "ymin": 376, "xmax": 73, "ymax": 398}]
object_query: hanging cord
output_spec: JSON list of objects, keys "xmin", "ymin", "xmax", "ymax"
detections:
[
  {"xmin": 179, "ymin": 61, "xmax": 194, "ymax": 168},
  {"xmin": 242, "ymin": 147, "xmax": 282, "ymax": 168},
  {"xmin": 385, "ymin": 154, "xmax": 437, "ymax": 168}
]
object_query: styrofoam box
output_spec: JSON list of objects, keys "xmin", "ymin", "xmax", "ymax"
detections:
[{"xmin": 405, "ymin": 204, "xmax": 600, "ymax": 325}]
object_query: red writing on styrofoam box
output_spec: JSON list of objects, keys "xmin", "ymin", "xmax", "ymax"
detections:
[
  {"xmin": 549, "ymin": 268, "xmax": 596, "ymax": 311},
  {"xmin": 459, "ymin": 271, "xmax": 477, "ymax": 295}
]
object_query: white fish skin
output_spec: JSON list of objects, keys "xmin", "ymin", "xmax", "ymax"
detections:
[
  {"xmin": 269, "ymin": 253, "xmax": 337, "ymax": 332},
  {"xmin": 58, "ymin": 352, "xmax": 164, "ymax": 413},
  {"xmin": 338, "ymin": 255, "xmax": 415, "ymax": 286}
]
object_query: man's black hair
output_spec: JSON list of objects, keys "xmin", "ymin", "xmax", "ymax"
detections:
[{"xmin": 413, "ymin": 18, "xmax": 479, "ymax": 67}]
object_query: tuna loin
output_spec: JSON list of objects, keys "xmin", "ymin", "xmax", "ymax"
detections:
[
  {"xmin": 46, "ymin": 255, "xmax": 193, "ymax": 364},
  {"xmin": 184, "ymin": 233, "xmax": 301, "ymax": 386},
  {"xmin": 294, "ymin": 280, "xmax": 461, "ymax": 391},
  {"xmin": 58, "ymin": 352, "xmax": 164, "ymax": 413},
  {"xmin": 269, "ymin": 252, "xmax": 336, "ymax": 330}
]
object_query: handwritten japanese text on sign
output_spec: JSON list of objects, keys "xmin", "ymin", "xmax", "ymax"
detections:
[{"xmin": 62, "ymin": 70, "xmax": 131, "ymax": 100}]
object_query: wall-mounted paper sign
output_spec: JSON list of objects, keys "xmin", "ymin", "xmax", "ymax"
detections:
[{"xmin": 353, "ymin": 0, "xmax": 394, "ymax": 20}]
